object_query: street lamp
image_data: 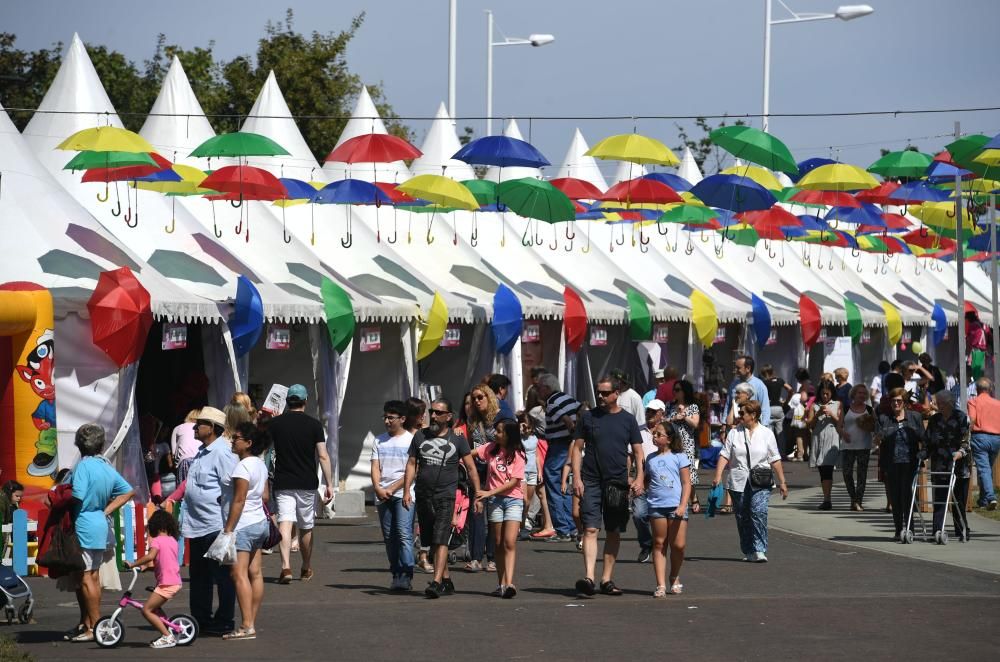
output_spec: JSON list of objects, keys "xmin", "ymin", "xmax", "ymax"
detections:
[
  {"xmin": 762, "ymin": 1, "xmax": 873, "ymax": 132},
  {"xmin": 486, "ymin": 9, "xmax": 554, "ymax": 136}
]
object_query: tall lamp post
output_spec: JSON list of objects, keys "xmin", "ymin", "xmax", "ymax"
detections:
[
  {"xmin": 486, "ymin": 10, "xmax": 554, "ymax": 136},
  {"xmin": 762, "ymin": 1, "xmax": 873, "ymax": 132}
]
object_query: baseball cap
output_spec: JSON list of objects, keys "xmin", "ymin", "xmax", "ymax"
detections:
[
  {"xmin": 645, "ymin": 399, "xmax": 666, "ymax": 412},
  {"xmin": 196, "ymin": 406, "xmax": 226, "ymax": 427},
  {"xmin": 287, "ymin": 384, "xmax": 309, "ymax": 401}
]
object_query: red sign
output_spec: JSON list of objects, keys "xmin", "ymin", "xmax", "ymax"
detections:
[
  {"xmin": 442, "ymin": 324, "xmax": 461, "ymax": 348},
  {"xmin": 265, "ymin": 324, "xmax": 291, "ymax": 350},
  {"xmin": 161, "ymin": 323, "xmax": 188, "ymax": 350},
  {"xmin": 652, "ymin": 324, "xmax": 669, "ymax": 344},
  {"xmin": 360, "ymin": 327, "xmax": 381, "ymax": 352},
  {"xmin": 521, "ymin": 322, "xmax": 541, "ymax": 344},
  {"xmin": 590, "ymin": 327, "xmax": 608, "ymax": 347}
]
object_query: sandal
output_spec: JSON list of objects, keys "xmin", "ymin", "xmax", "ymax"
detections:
[
  {"xmin": 719, "ymin": 505, "xmax": 733, "ymax": 515},
  {"xmin": 599, "ymin": 580, "xmax": 623, "ymax": 596},
  {"xmin": 652, "ymin": 585, "xmax": 667, "ymax": 598},
  {"xmin": 223, "ymin": 627, "xmax": 257, "ymax": 641},
  {"xmin": 63, "ymin": 624, "xmax": 86, "ymax": 641},
  {"xmin": 485, "ymin": 560, "xmax": 497, "ymax": 572},
  {"xmin": 669, "ymin": 583, "xmax": 684, "ymax": 595},
  {"xmin": 70, "ymin": 629, "xmax": 95, "ymax": 642},
  {"xmin": 691, "ymin": 500, "xmax": 701, "ymax": 514},
  {"xmin": 464, "ymin": 560, "xmax": 481, "ymax": 573}
]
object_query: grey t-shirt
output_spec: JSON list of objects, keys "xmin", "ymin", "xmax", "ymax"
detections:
[{"xmin": 408, "ymin": 428, "xmax": 471, "ymax": 499}]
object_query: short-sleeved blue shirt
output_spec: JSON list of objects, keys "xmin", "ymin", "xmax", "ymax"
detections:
[
  {"xmin": 71, "ymin": 457, "xmax": 132, "ymax": 550},
  {"xmin": 645, "ymin": 451, "xmax": 691, "ymax": 509}
]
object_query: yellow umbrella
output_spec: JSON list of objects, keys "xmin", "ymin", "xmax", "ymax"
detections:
[
  {"xmin": 679, "ymin": 192, "xmax": 706, "ymax": 205},
  {"xmin": 131, "ymin": 164, "xmax": 211, "ymax": 195},
  {"xmin": 397, "ymin": 175, "xmax": 480, "ymax": 211},
  {"xmin": 973, "ymin": 148, "xmax": 1000, "ymax": 167},
  {"xmin": 417, "ymin": 292, "xmax": 449, "ymax": 360},
  {"xmin": 56, "ymin": 126, "xmax": 155, "ymax": 154},
  {"xmin": 586, "ymin": 134, "xmax": 680, "ymax": 166},
  {"xmin": 594, "ymin": 201, "xmax": 674, "ymax": 212},
  {"xmin": 797, "ymin": 163, "xmax": 879, "ymax": 192},
  {"xmin": 720, "ymin": 165, "xmax": 783, "ymax": 191},
  {"xmin": 690, "ymin": 290, "xmax": 718, "ymax": 347},
  {"xmin": 881, "ymin": 301, "xmax": 902, "ymax": 346},
  {"xmin": 936, "ymin": 178, "xmax": 1000, "ymax": 193},
  {"xmin": 911, "ymin": 201, "xmax": 976, "ymax": 230}
]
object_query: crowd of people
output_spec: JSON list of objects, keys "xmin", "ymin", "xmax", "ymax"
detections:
[{"xmin": 37, "ymin": 348, "xmax": 1000, "ymax": 646}]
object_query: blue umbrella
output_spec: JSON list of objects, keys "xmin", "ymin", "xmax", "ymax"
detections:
[
  {"xmin": 925, "ymin": 160, "xmax": 974, "ymax": 183},
  {"xmin": 984, "ymin": 133, "xmax": 1000, "ymax": 149},
  {"xmin": 492, "ymin": 284, "xmax": 523, "ymax": 355},
  {"xmin": 690, "ymin": 174, "xmax": 776, "ymax": 212},
  {"xmin": 452, "ymin": 135, "xmax": 550, "ymax": 168},
  {"xmin": 230, "ymin": 275, "xmax": 264, "ymax": 357},
  {"xmin": 931, "ymin": 302, "xmax": 947, "ymax": 346},
  {"xmin": 279, "ymin": 178, "xmax": 318, "ymax": 200},
  {"xmin": 642, "ymin": 172, "xmax": 692, "ymax": 192},
  {"xmin": 826, "ymin": 203, "xmax": 886, "ymax": 227},
  {"xmin": 794, "ymin": 157, "xmax": 838, "ymax": 183},
  {"xmin": 751, "ymin": 294, "xmax": 771, "ymax": 348},
  {"xmin": 134, "ymin": 168, "xmax": 182, "ymax": 183},
  {"xmin": 888, "ymin": 181, "xmax": 951, "ymax": 204},
  {"xmin": 312, "ymin": 179, "xmax": 393, "ymax": 205},
  {"xmin": 797, "ymin": 214, "xmax": 830, "ymax": 231}
]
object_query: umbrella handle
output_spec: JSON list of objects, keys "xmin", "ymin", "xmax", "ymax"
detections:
[
  {"xmin": 564, "ymin": 236, "xmax": 574, "ymax": 252},
  {"xmin": 426, "ymin": 227, "xmax": 435, "ymax": 245},
  {"xmin": 387, "ymin": 224, "xmax": 398, "ymax": 244},
  {"xmin": 747, "ymin": 250, "xmax": 756, "ymax": 263},
  {"xmin": 470, "ymin": 232, "xmax": 478, "ymax": 248},
  {"xmin": 565, "ymin": 224, "xmax": 576, "ymax": 240},
  {"xmin": 97, "ymin": 183, "xmax": 109, "ymax": 203},
  {"xmin": 111, "ymin": 198, "xmax": 122, "ymax": 217},
  {"xmin": 165, "ymin": 217, "xmax": 176, "ymax": 234},
  {"xmin": 615, "ymin": 229, "xmax": 625, "ymax": 245},
  {"xmin": 549, "ymin": 236, "xmax": 558, "ymax": 250},
  {"xmin": 639, "ymin": 229, "xmax": 650, "ymax": 245},
  {"xmin": 639, "ymin": 241, "xmax": 648, "ymax": 254},
  {"xmin": 778, "ymin": 253, "xmax": 785, "ymax": 268},
  {"xmin": 945, "ymin": 206, "xmax": 956, "ymax": 219},
  {"xmin": 767, "ymin": 242, "xmax": 776, "ymax": 259},
  {"xmin": 685, "ymin": 235, "xmax": 694, "ymax": 255},
  {"xmin": 657, "ymin": 220, "xmax": 669, "ymax": 236},
  {"xmin": 850, "ymin": 247, "xmax": 860, "ymax": 258},
  {"xmin": 235, "ymin": 218, "xmax": 243, "ymax": 235},
  {"xmin": 341, "ymin": 231, "xmax": 353, "ymax": 248},
  {"xmin": 124, "ymin": 207, "xmax": 137, "ymax": 228},
  {"xmin": 521, "ymin": 224, "xmax": 532, "ymax": 247},
  {"xmin": 230, "ymin": 197, "xmax": 243, "ymax": 209}
]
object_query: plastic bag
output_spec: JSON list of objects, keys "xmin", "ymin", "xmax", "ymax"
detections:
[{"xmin": 204, "ymin": 531, "xmax": 237, "ymax": 565}]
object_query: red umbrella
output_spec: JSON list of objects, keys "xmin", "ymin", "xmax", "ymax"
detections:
[
  {"xmin": 200, "ymin": 165, "xmax": 285, "ymax": 200},
  {"xmin": 754, "ymin": 225, "xmax": 789, "ymax": 241},
  {"xmin": 799, "ymin": 294, "xmax": 822, "ymax": 349},
  {"xmin": 564, "ymin": 287, "xmax": 587, "ymax": 353},
  {"xmin": 738, "ymin": 207, "xmax": 802, "ymax": 229},
  {"xmin": 855, "ymin": 181, "xmax": 900, "ymax": 205},
  {"xmin": 880, "ymin": 213, "xmax": 912, "ymax": 230},
  {"xmin": 550, "ymin": 177, "xmax": 604, "ymax": 200},
  {"xmin": 932, "ymin": 150, "xmax": 955, "ymax": 165},
  {"xmin": 900, "ymin": 229, "xmax": 954, "ymax": 251},
  {"xmin": 325, "ymin": 134, "xmax": 422, "ymax": 164},
  {"xmin": 789, "ymin": 189, "xmax": 859, "ymax": 207},
  {"xmin": 87, "ymin": 267, "xmax": 153, "ymax": 367},
  {"xmin": 373, "ymin": 181, "xmax": 421, "ymax": 204},
  {"xmin": 81, "ymin": 153, "xmax": 173, "ymax": 183},
  {"xmin": 600, "ymin": 178, "xmax": 683, "ymax": 205}
]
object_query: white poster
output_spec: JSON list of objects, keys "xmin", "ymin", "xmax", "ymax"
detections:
[
  {"xmin": 823, "ymin": 336, "xmax": 854, "ymax": 383},
  {"xmin": 260, "ymin": 383, "xmax": 288, "ymax": 416}
]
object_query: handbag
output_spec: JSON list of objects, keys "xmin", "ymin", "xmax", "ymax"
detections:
[
  {"xmin": 589, "ymin": 414, "xmax": 630, "ymax": 516},
  {"xmin": 744, "ymin": 431, "xmax": 774, "ymax": 489},
  {"xmin": 262, "ymin": 504, "xmax": 282, "ymax": 550},
  {"xmin": 37, "ymin": 524, "xmax": 85, "ymax": 574}
]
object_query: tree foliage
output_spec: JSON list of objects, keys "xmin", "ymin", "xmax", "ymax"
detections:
[
  {"xmin": 0, "ymin": 9, "xmax": 410, "ymax": 162},
  {"xmin": 674, "ymin": 116, "xmax": 747, "ymax": 175}
]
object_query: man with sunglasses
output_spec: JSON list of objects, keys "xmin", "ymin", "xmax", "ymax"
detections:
[
  {"xmin": 571, "ymin": 376, "xmax": 644, "ymax": 597},
  {"xmin": 371, "ymin": 401, "xmax": 416, "ymax": 591},
  {"xmin": 403, "ymin": 397, "xmax": 482, "ymax": 599}
]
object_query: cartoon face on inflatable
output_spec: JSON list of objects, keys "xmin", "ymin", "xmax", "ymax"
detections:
[{"xmin": 16, "ymin": 332, "xmax": 55, "ymax": 405}]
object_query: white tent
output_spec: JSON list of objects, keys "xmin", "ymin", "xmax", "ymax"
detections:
[
  {"xmin": 408, "ymin": 103, "xmax": 476, "ymax": 181},
  {"xmin": 322, "ymin": 86, "xmax": 410, "ymax": 184},
  {"xmin": 677, "ymin": 147, "xmax": 704, "ymax": 185},
  {"xmin": 608, "ymin": 160, "xmax": 647, "ymax": 187},
  {"xmin": 554, "ymin": 128, "xmax": 609, "ymax": 192},
  {"xmin": 484, "ymin": 119, "xmax": 544, "ymax": 183}
]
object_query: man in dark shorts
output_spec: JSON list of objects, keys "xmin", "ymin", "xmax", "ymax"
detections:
[
  {"xmin": 571, "ymin": 375, "xmax": 644, "ymax": 597},
  {"xmin": 403, "ymin": 397, "xmax": 481, "ymax": 599}
]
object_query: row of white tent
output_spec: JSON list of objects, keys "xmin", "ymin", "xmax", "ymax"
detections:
[{"xmin": 2, "ymin": 34, "xmax": 992, "ymax": 494}]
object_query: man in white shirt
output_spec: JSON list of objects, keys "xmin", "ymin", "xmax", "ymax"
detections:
[
  {"xmin": 370, "ymin": 400, "xmax": 416, "ymax": 591},
  {"xmin": 611, "ymin": 369, "xmax": 646, "ymax": 427}
]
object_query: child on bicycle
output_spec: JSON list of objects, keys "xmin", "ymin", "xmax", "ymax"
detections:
[
  {"xmin": 645, "ymin": 421, "xmax": 691, "ymax": 598},
  {"xmin": 125, "ymin": 510, "xmax": 183, "ymax": 648}
]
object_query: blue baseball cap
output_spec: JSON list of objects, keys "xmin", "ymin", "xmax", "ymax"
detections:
[{"xmin": 287, "ymin": 384, "xmax": 308, "ymax": 401}]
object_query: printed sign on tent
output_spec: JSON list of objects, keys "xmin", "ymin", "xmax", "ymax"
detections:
[
  {"xmin": 266, "ymin": 324, "xmax": 291, "ymax": 350},
  {"xmin": 767, "ymin": 329, "xmax": 778, "ymax": 346},
  {"xmin": 590, "ymin": 327, "xmax": 608, "ymax": 347},
  {"xmin": 901, "ymin": 329, "xmax": 912, "ymax": 344},
  {"xmin": 360, "ymin": 327, "xmax": 381, "ymax": 352},
  {"xmin": 161, "ymin": 323, "xmax": 188, "ymax": 350},
  {"xmin": 861, "ymin": 329, "xmax": 871, "ymax": 345},
  {"xmin": 713, "ymin": 326, "xmax": 726, "ymax": 345},
  {"xmin": 521, "ymin": 322, "xmax": 540, "ymax": 344},
  {"xmin": 818, "ymin": 327, "xmax": 827, "ymax": 342},
  {"xmin": 442, "ymin": 324, "xmax": 462, "ymax": 348},
  {"xmin": 652, "ymin": 324, "xmax": 669, "ymax": 344}
]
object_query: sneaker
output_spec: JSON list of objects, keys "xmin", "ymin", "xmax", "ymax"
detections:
[
  {"xmin": 490, "ymin": 585, "xmax": 505, "ymax": 597},
  {"xmin": 818, "ymin": 501, "xmax": 832, "ymax": 511},
  {"xmin": 278, "ymin": 569, "xmax": 293, "ymax": 584},
  {"xmin": 261, "ymin": 546, "xmax": 274, "ymax": 555},
  {"xmin": 150, "ymin": 634, "xmax": 177, "ymax": 649},
  {"xmin": 424, "ymin": 581, "xmax": 443, "ymax": 599},
  {"xmin": 502, "ymin": 585, "xmax": 517, "ymax": 599},
  {"xmin": 441, "ymin": 578, "xmax": 455, "ymax": 595},
  {"xmin": 389, "ymin": 576, "xmax": 403, "ymax": 591},
  {"xmin": 990, "ymin": 500, "xmax": 998, "ymax": 511},
  {"xmin": 754, "ymin": 552, "xmax": 768, "ymax": 563},
  {"xmin": 637, "ymin": 549, "xmax": 651, "ymax": 564},
  {"xmin": 575, "ymin": 577, "xmax": 596, "ymax": 596},
  {"xmin": 548, "ymin": 533, "xmax": 573, "ymax": 543},
  {"xmin": 400, "ymin": 576, "xmax": 412, "ymax": 591}
]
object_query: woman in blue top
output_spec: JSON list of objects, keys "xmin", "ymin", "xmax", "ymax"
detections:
[
  {"xmin": 66, "ymin": 423, "xmax": 134, "ymax": 642},
  {"xmin": 644, "ymin": 422, "xmax": 691, "ymax": 598}
]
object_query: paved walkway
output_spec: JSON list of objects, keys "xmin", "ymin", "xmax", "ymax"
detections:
[{"xmin": 769, "ymin": 480, "xmax": 1000, "ymax": 575}]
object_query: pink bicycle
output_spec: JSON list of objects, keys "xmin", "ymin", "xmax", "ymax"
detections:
[{"xmin": 94, "ymin": 568, "xmax": 198, "ymax": 648}]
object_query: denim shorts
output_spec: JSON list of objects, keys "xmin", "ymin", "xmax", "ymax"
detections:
[
  {"xmin": 487, "ymin": 495, "xmax": 524, "ymax": 523},
  {"xmin": 648, "ymin": 506, "xmax": 689, "ymax": 521},
  {"xmin": 524, "ymin": 470, "xmax": 539, "ymax": 486},
  {"xmin": 235, "ymin": 519, "xmax": 270, "ymax": 552}
]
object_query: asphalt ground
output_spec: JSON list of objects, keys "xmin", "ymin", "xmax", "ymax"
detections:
[{"xmin": 5, "ymin": 462, "xmax": 998, "ymax": 661}]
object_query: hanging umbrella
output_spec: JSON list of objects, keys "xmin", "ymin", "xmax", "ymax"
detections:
[
  {"xmin": 658, "ymin": 204, "xmax": 724, "ymax": 226},
  {"xmin": 417, "ymin": 292, "xmax": 448, "ymax": 360},
  {"xmin": 751, "ymin": 294, "xmax": 771, "ymax": 347},
  {"xmin": 825, "ymin": 203, "xmax": 887, "ymax": 227},
  {"xmin": 81, "ymin": 152, "xmax": 173, "ymax": 183},
  {"xmin": 855, "ymin": 181, "xmax": 901, "ymax": 204},
  {"xmin": 86, "ymin": 266, "xmax": 153, "ymax": 367},
  {"xmin": 133, "ymin": 164, "xmax": 213, "ymax": 196},
  {"xmin": 274, "ymin": 178, "xmax": 320, "ymax": 208},
  {"xmin": 550, "ymin": 177, "xmax": 604, "ymax": 200},
  {"xmin": 799, "ymin": 294, "xmax": 822, "ymax": 349},
  {"xmin": 719, "ymin": 223, "xmax": 760, "ymax": 247},
  {"xmin": 492, "ymin": 284, "xmax": 523, "ymax": 355},
  {"xmin": 844, "ymin": 298, "xmax": 863, "ymax": 344},
  {"xmin": 600, "ymin": 178, "xmax": 683, "ymax": 205},
  {"xmin": 720, "ymin": 165, "xmax": 785, "ymax": 191},
  {"xmin": 586, "ymin": 134, "xmax": 679, "ymax": 166},
  {"xmin": 453, "ymin": 135, "xmax": 549, "ymax": 168},
  {"xmin": 798, "ymin": 163, "xmax": 879, "ymax": 191},
  {"xmin": 201, "ymin": 165, "xmax": 287, "ymax": 200},
  {"xmin": 230, "ymin": 275, "xmax": 264, "ymax": 357},
  {"xmin": 325, "ymin": 133, "xmax": 421, "ymax": 163},
  {"xmin": 689, "ymin": 174, "xmax": 777, "ymax": 212},
  {"xmin": 397, "ymin": 174, "xmax": 480, "ymax": 210},
  {"xmin": 925, "ymin": 159, "xmax": 975, "ymax": 183},
  {"xmin": 709, "ymin": 125, "xmax": 798, "ymax": 175},
  {"xmin": 564, "ymin": 287, "xmax": 587, "ymax": 353},
  {"xmin": 886, "ymin": 181, "xmax": 951, "ymax": 205},
  {"xmin": 64, "ymin": 151, "xmax": 158, "ymax": 171},
  {"xmin": 867, "ymin": 150, "xmax": 934, "ymax": 179},
  {"xmin": 497, "ymin": 178, "xmax": 576, "ymax": 222},
  {"xmin": 641, "ymin": 172, "xmax": 692, "ymax": 192},
  {"xmin": 57, "ymin": 126, "xmax": 154, "ymax": 153},
  {"xmin": 312, "ymin": 179, "xmax": 393, "ymax": 205},
  {"xmin": 793, "ymin": 229, "xmax": 858, "ymax": 249},
  {"xmin": 796, "ymin": 214, "xmax": 830, "ymax": 231},
  {"xmin": 900, "ymin": 229, "xmax": 953, "ymax": 251},
  {"xmin": 690, "ymin": 290, "xmax": 718, "ymax": 347},
  {"xmin": 190, "ymin": 131, "xmax": 290, "ymax": 158},
  {"xmin": 879, "ymin": 213, "xmax": 913, "ymax": 231},
  {"xmin": 882, "ymin": 301, "xmax": 902, "ymax": 346},
  {"xmin": 931, "ymin": 302, "xmax": 947, "ymax": 346},
  {"xmin": 738, "ymin": 207, "xmax": 802, "ymax": 229},
  {"xmin": 793, "ymin": 157, "xmax": 838, "ymax": 183},
  {"xmin": 321, "ymin": 277, "xmax": 356, "ymax": 354},
  {"xmin": 460, "ymin": 179, "xmax": 499, "ymax": 207},
  {"xmin": 373, "ymin": 181, "xmax": 423, "ymax": 205},
  {"xmin": 911, "ymin": 201, "xmax": 975, "ymax": 230},
  {"xmin": 627, "ymin": 289, "xmax": 652, "ymax": 341},
  {"xmin": 789, "ymin": 189, "xmax": 859, "ymax": 207}
]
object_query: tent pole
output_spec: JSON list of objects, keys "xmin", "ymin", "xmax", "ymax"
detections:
[
  {"xmin": 954, "ymin": 121, "xmax": 967, "ymax": 410},
  {"xmin": 991, "ymin": 193, "xmax": 999, "ymax": 389}
]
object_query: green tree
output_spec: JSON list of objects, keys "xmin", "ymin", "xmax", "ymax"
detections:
[
  {"xmin": 674, "ymin": 116, "xmax": 746, "ymax": 175},
  {"xmin": 0, "ymin": 33, "xmax": 62, "ymax": 127}
]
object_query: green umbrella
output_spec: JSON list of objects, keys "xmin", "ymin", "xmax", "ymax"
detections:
[
  {"xmin": 867, "ymin": 150, "xmax": 934, "ymax": 179},
  {"xmin": 657, "ymin": 204, "xmax": 720, "ymax": 225},
  {"xmin": 321, "ymin": 277, "xmax": 355, "ymax": 354},
  {"xmin": 190, "ymin": 131, "xmax": 290, "ymax": 158},
  {"xmin": 718, "ymin": 223, "xmax": 760, "ymax": 247},
  {"xmin": 946, "ymin": 134, "xmax": 994, "ymax": 179},
  {"xmin": 844, "ymin": 298, "xmax": 862, "ymax": 344},
  {"xmin": 460, "ymin": 179, "xmax": 497, "ymax": 207},
  {"xmin": 496, "ymin": 178, "xmax": 575, "ymax": 222},
  {"xmin": 709, "ymin": 125, "xmax": 798, "ymax": 176},
  {"xmin": 627, "ymin": 288, "xmax": 651, "ymax": 341},
  {"xmin": 63, "ymin": 150, "xmax": 157, "ymax": 170}
]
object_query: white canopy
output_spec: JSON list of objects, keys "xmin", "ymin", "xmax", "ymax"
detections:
[
  {"xmin": 408, "ymin": 103, "xmax": 476, "ymax": 181},
  {"xmin": 554, "ymin": 128, "xmax": 609, "ymax": 192},
  {"xmin": 322, "ymin": 86, "xmax": 410, "ymax": 184}
]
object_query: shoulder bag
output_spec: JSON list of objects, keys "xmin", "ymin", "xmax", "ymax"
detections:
[
  {"xmin": 591, "ymin": 416, "xmax": 630, "ymax": 514},
  {"xmin": 744, "ymin": 430, "xmax": 773, "ymax": 490},
  {"xmin": 262, "ymin": 503, "xmax": 283, "ymax": 550}
]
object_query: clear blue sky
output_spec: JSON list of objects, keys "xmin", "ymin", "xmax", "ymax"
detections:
[{"xmin": 3, "ymin": 0, "xmax": 998, "ymax": 172}]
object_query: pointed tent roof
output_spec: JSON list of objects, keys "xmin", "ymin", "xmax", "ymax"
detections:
[
  {"xmin": 22, "ymin": 33, "xmax": 322, "ymax": 322},
  {"xmin": 139, "ymin": 56, "xmax": 215, "ymax": 167},
  {"xmin": 484, "ymin": 119, "xmax": 543, "ymax": 183},
  {"xmin": 677, "ymin": 147, "xmax": 703, "ymax": 185},
  {"xmin": 242, "ymin": 70, "xmax": 323, "ymax": 182},
  {"xmin": 609, "ymin": 160, "xmax": 647, "ymax": 186},
  {"xmin": 554, "ymin": 128, "xmax": 609, "ymax": 191},
  {"xmin": 409, "ymin": 102, "xmax": 476, "ymax": 180},
  {"xmin": 0, "ymin": 98, "xmax": 219, "ymax": 322},
  {"xmin": 322, "ymin": 86, "xmax": 410, "ymax": 183}
]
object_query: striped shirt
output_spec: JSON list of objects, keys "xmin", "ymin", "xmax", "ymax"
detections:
[{"xmin": 545, "ymin": 391, "xmax": 580, "ymax": 444}]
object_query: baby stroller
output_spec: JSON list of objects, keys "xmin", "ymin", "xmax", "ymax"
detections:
[
  {"xmin": 0, "ymin": 565, "xmax": 34, "ymax": 625},
  {"xmin": 446, "ymin": 468, "xmax": 472, "ymax": 564}
]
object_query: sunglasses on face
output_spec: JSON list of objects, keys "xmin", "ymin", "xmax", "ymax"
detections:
[
  {"xmin": 195, "ymin": 420, "xmax": 212, "ymax": 427},
  {"xmin": 430, "ymin": 409, "xmax": 451, "ymax": 417},
  {"xmin": 596, "ymin": 389, "xmax": 615, "ymax": 397}
]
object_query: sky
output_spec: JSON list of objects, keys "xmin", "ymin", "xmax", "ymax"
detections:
[{"xmin": 3, "ymin": 0, "xmax": 999, "ymax": 176}]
